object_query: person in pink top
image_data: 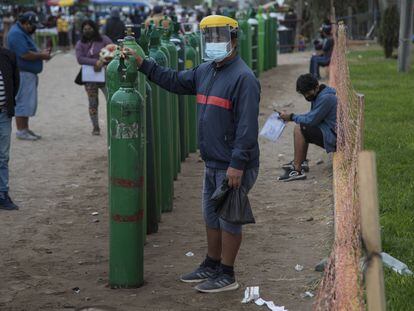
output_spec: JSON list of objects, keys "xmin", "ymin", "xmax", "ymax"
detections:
[{"xmin": 75, "ymin": 20, "xmax": 112, "ymax": 135}]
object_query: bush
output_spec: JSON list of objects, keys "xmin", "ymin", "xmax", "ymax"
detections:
[{"xmin": 379, "ymin": 5, "xmax": 400, "ymax": 58}]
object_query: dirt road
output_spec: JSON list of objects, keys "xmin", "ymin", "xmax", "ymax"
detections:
[{"xmin": 0, "ymin": 52, "xmax": 333, "ymax": 311}]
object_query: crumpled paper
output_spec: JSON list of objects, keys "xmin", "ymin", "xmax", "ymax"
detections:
[{"xmin": 241, "ymin": 286, "xmax": 288, "ymax": 311}]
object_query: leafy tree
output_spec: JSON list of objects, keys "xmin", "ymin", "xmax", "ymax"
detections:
[{"xmin": 379, "ymin": 4, "xmax": 400, "ymax": 58}]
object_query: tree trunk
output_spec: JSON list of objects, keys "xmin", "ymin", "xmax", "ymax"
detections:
[{"xmin": 384, "ymin": 42, "xmax": 393, "ymax": 58}]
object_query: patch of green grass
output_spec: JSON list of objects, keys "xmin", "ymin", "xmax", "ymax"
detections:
[{"xmin": 348, "ymin": 48, "xmax": 414, "ymax": 310}]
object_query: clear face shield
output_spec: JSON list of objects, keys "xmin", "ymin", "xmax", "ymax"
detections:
[{"xmin": 200, "ymin": 26, "xmax": 233, "ymax": 62}]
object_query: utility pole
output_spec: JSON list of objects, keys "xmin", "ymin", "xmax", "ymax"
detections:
[
  {"xmin": 378, "ymin": 0, "xmax": 388, "ymax": 13},
  {"xmin": 295, "ymin": 0, "xmax": 303, "ymax": 52},
  {"xmin": 368, "ymin": 0, "xmax": 375, "ymax": 30},
  {"xmin": 398, "ymin": 0, "xmax": 414, "ymax": 72}
]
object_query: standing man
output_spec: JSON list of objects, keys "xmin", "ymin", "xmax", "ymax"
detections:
[
  {"xmin": 104, "ymin": 8, "xmax": 126, "ymax": 43},
  {"xmin": 0, "ymin": 47, "xmax": 20, "ymax": 210},
  {"xmin": 57, "ymin": 13, "xmax": 70, "ymax": 52},
  {"xmin": 125, "ymin": 15, "xmax": 260, "ymax": 293},
  {"xmin": 278, "ymin": 74, "xmax": 337, "ymax": 181},
  {"xmin": 7, "ymin": 11, "xmax": 51, "ymax": 141}
]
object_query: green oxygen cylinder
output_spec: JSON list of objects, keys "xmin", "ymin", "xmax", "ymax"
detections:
[
  {"xmin": 256, "ymin": 7, "xmax": 266, "ymax": 74},
  {"xmin": 141, "ymin": 26, "xmax": 162, "ymax": 225},
  {"xmin": 188, "ymin": 32, "xmax": 201, "ymax": 66},
  {"xmin": 138, "ymin": 24, "xmax": 149, "ymax": 55},
  {"xmin": 109, "ymin": 56, "xmax": 145, "ymax": 288},
  {"xmin": 171, "ymin": 15, "xmax": 189, "ymax": 163},
  {"xmin": 145, "ymin": 80, "xmax": 159, "ymax": 234},
  {"xmin": 161, "ymin": 16, "xmax": 181, "ymax": 175},
  {"xmin": 248, "ymin": 11, "xmax": 260, "ymax": 77},
  {"xmin": 269, "ymin": 7, "xmax": 278, "ymax": 68},
  {"xmin": 106, "ymin": 41, "xmax": 124, "ymax": 146},
  {"xmin": 106, "ymin": 43, "xmax": 122, "ymax": 103},
  {"xmin": 123, "ymin": 25, "xmax": 148, "ymax": 236},
  {"xmin": 184, "ymin": 34, "xmax": 197, "ymax": 153},
  {"xmin": 149, "ymin": 27, "xmax": 174, "ymax": 214},
  {"xmin": 263, "ymin": 9, "xmax": 270, "ymax": 71},
  {"xmin": 150, "ymin": 21, "xmax": 180, "ymax": 180},
  {"xmin": 238, "ymin": 13, "xmax": 253, "ymax": 69},
  {"xmin": 158, "ymin": 19, "xmax": 180, "ymax": 180},
  {"xmin": 123, "ymin": 26, "xmax": 146, "ymax": 104}
]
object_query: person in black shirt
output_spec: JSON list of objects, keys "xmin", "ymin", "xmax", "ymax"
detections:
[{"xmin": 104, "ymin": 8, "xmax": 126, "ymax": 43}]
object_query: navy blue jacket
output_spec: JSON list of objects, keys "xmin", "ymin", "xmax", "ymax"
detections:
[
  {"xmin": 139, "ymin": 55, "xmax": 261, "ymax": 170},
  {"xmin": 292, "ymin": 85, "xmax": 337, "ymax": 153}
]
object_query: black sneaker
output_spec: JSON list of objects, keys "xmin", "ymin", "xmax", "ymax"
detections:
[
  {"xmin": 282, "ymin": 160, "xmax": 309, "ymax": 172},
  {"xmin": 195, "ymin": 271, "xmax": 239, "ymax": 293},
  {"xmin": 180, "ymin": 263, "xmax": 218, "ymax": 283},
  {"xmin": 0, "ymin": 192, "xmax": 19, "ymax": 210},
  {"xmin": 278, "ymin": 168, "xmax": 306, "ymax": 182}
]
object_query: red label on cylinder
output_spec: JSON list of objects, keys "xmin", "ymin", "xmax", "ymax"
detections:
[
  {"xmin": 111, "ymin": 176, "xmax": 144, "ymax": 188},
  {"xmin": 112, "ymin": 210, "xmax": 144, "ymax": 223}
]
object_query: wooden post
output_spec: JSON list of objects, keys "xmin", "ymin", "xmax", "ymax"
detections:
[
  {"xmin": 358, "ymin": 151, "xmax": 386, "ymax": 311},
  {"xmin": 347, "ymin": 6, "xmax": 353, "ymax": 40},
  {"xmin": 357, "ymin": 93, "xmax": 365, "ymax": 150}
]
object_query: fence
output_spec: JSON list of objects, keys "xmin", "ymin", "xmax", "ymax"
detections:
[{"xmin": 314, "ymin": 21, "xmax": 367, "ymax": 310}]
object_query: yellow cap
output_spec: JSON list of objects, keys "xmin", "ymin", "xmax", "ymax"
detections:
[{"xmin": 200, "ymin": 15, "xmax": 238, "ymax": 30}]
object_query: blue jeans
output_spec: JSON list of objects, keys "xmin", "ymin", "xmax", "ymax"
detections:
[
  {"xmin": 202, "ymin": 167, "xmax": 259, "ymax": 234},
  {"xmin": 0, "ymin": 109, "xmax": 12, "ymax": 193},
  {"xmin": 310, "ymin": 55, "xmax": 331, "ymax": 78}
]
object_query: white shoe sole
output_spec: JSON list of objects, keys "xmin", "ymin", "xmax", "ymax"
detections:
[
  {"xmin": 16, "ymin": 136, "xmax": 38, "ymax": 141},
  {"xmin": 180, "ymin": 277, "xmax": 207, "ymax": 283},
  {"xmin": 195, "ymin": 281, "xmax": 239, "ymax": 293},
  {"xmin": 281, "ymin": 175, "xmax": 307, "ymax": 182}
]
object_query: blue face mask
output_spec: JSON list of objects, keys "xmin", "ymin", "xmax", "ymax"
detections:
[{"xmin": 205, "ymin": 42, "xmax": 232, "ymax": 62}]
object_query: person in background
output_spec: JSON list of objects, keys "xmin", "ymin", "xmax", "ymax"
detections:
[
  {"xmin": 136, "ymin": 6, "xmax": 147, "ymax": 24},
  {"xmin": 278, "ymin": 74, "xmax": 337, "ymax": 182},
  {"xmin": 145, "ymin": 5, "xmax": 164, "ymax": 27},
  {"xmin": 7, "ymin": 11, "xmax": 51, "ymax": 141},
  {"xmin": 72, "ymin": 11, "xmax": 86, "ymax": 47},
  {"xmin": 104, "ymin": 8, "xmax": 126, "ymax": 43},
  {"xmin": 309, "ymin": 22, "xmax": 334, "ymax": 80},
  {"xmin": 57, "ymin": 14, "xmax": 70, "ymax": 52},
  {"xmin": 0, "ymin": 47, "xmax": 20, "ymax": 210},
  {"xmin": 2, "ymin": 14, "xmax": 14, "ymax": 49},
  {"xmin": 75, "ymin": 20, "xmax": 112, "ymax": 136}
]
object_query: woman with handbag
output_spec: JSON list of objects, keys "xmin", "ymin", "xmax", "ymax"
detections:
[{"xmin": 75, "ymin": 20, "xmax": 112, "ymax": 135}]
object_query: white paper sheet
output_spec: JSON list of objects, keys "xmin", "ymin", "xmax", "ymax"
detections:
[
  {"xmin": 82, "ymin": 65, "xmax": 105, "ymax": 83},
  {"xmin": 259, "ymin": 112, "xmax": 286, "ymax": 142}
]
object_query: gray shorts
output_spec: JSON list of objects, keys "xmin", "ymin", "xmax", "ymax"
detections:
[
  {"xmin": 15, "ymin": 71, "xmax": 38, "ymax": 117},
  {"xmin": 202, "ymin": 167, "xmax": 259, "ymax": 235}
]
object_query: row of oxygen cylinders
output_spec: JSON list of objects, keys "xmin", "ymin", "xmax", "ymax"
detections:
[
  {"xmin": 106, "ymin": 16, "xmax": 201, "ymax": 288},
  {"xmin": 105, "ymin": 10, "xmax": 279, "ymax": 288},
  {"xmin": 238, "ymin": 7, "xmax": 279, "ymax": 77}
]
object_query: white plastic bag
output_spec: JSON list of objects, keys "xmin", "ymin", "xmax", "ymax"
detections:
[{"xmin": 259, "ymin": 112, "xmax": 286, "ymax": 142}]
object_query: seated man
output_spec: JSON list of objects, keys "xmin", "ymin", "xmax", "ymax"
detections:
[
  {"xmin": 310, "ymin": 23, "xmax": 334, "ymax": 80},
  {"xmin": 278, "ymin": 73, "xmax": 337, "ymax": 182}
]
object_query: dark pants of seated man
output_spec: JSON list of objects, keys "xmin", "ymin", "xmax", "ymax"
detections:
[
  {"xmin": 310, "ymin": 55, "xmax": 331, "ymax": 79},
  {"xmin": 300, "ymin": 123, "xmax": 325, "ymax": 148}
]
